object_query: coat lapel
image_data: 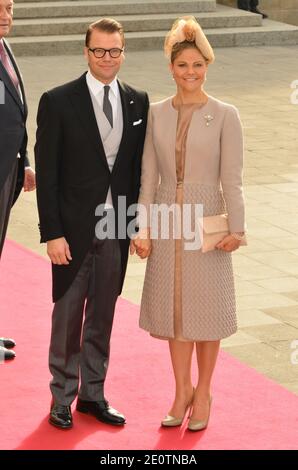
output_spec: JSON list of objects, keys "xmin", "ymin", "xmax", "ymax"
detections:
[
  {"xmin": 0, "ymin": 39, "xmax": 25, "ymax": 114},
  {"xmin": 70, "ymin": 73, "xmax": 110, "ymax": 172}
]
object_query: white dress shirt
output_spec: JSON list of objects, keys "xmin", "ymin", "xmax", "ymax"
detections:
[
  {"xmin": 86, "ymin": 70, "xmax": 123, "ymax": 209},
  {"xmin": 86, "ymin": 70, "xmax": 119, "ymax": 122}
]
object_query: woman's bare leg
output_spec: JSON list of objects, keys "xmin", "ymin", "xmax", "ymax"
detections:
[
  {"xmin": 167, "ymin": 339, "xmax": 194, "ymax": 418},
  {"xmin": 191, "ymin": 340, "xmax": 220, "ymax": 421}
]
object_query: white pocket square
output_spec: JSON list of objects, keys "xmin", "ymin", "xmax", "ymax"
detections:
[{"xmin": 133, "ymin": 119, "xmax": 142, "ymax": 126}]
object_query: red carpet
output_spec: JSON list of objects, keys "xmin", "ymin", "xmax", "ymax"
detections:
[{"xmin": 0, "ymin": 239, "xmax": 297, "ymax": 450}]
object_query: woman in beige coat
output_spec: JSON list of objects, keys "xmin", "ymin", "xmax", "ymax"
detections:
[{"xmin": 131, "ymin": 17, "xmax": 246, "ymax": 431}]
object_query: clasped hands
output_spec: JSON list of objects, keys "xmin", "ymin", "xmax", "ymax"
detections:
[{"xmin": 130, "ymin": 228, "xmax": 152, "ymax": 259}]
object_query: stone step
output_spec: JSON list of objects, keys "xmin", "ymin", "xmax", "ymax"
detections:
[
  {"xmin": 15, "ymin": 0, "xmax": 75, "ymax": 2},
  {"xmin": 9, "ymin": 19, "xmax": 298, "ymax": 56},
  {"xmin": 10, "ymin": 7, "xmax": 262, "ymax": 38},
  {"xmin": 14, "ymin": 0, "xmax": 216, "ymax": 19},
  {"xmin": 15, "ymin": 0, "xmax": 70, "ymax": 2},
  {"xmin": 220, "ymin": 0, "xmax": 298, "ymax": 9}
]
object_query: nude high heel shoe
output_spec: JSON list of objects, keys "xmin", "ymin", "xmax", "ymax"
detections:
[
  {"xmin": 161, "ymin": 389, "xmax": 194, "ymax": 427},
  {"xmin": 188, "ymin": 396, "xmax": 212, "ymax": 431}
]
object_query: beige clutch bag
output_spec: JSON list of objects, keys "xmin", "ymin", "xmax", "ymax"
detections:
[{"xmin": 199, "ymin": 214, "xmax": 247, "ymax": 253}]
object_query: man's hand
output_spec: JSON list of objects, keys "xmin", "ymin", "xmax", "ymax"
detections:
[
  {"xmin": 47, "ymin": 237, "xmax": 72, "ymax": 265},
  {"xmin": 23, "ymin": 167, "xmax": 36, "ymax": 192}
]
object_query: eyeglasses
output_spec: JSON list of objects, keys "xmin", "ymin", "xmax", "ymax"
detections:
[{"xmin": 88, "ymin": 47, "xmax": 124, "ymax": 59}]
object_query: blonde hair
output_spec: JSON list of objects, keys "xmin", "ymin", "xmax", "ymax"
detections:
[{"xmin": 164, "ymin": 16, "xmax": 215, "ymax": 64}]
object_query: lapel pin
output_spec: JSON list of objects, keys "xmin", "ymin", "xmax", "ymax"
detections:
[{"xmin": 130, "ymin": 100, "xmax": 134, "ymax": 104}]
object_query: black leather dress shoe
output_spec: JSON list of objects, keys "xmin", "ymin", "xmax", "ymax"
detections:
[
  {"xmin": 251, "ymin": 8, "xmax": 268, "ymax": 18},
  {"xmin": 49, "ymin": 403, "xmax": 73, "ymax": 429},
  {"xmin": 76, "ymin": 398, "xmax": 126, "ymax": 426},
  {"xmin": 0, "ymin": 346, "xmax": 16, "ymax": 360},
  {"xmin": 0, "ymin": 337, "xmax": 16, "ymax": 349}
]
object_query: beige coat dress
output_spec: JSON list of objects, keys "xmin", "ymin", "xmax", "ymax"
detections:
[{"xmin": 138, "ymin": 96, "xmax": 245, "ymax": 341}]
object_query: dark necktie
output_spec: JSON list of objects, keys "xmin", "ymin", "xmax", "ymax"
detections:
[
  {"xmin": 103, "ymin": 85, "xmax": 113, "ymax": 128},
  {"xmin": 0, "ymin": 41, "xmax": 20, "ymax": 92}
]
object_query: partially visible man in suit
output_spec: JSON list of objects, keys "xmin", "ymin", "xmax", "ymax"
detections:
[
  {"xmin": 0, "ymin": 0, "xmax": 35, "ymax": 362},
  {"xmin": 237, "ymin": 0, "xmax": 268, "ymax": 18},
  {"xmin": 35, "ymin": 18, "xmax": 149, "ymax": 429}
]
